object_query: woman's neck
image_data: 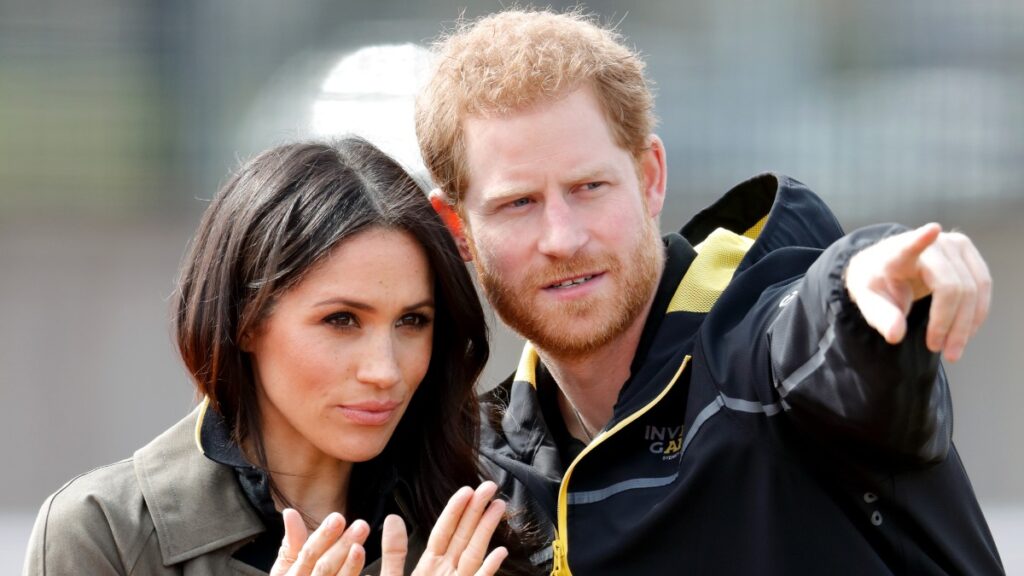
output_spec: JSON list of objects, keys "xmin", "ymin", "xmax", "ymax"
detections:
[{"xmin": 251, "ymin": 429, "xmax": 353, "ymax": 526}]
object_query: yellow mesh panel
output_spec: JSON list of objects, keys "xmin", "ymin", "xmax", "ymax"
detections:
[
  {"xmin": 667, "ymin": 228, "xmax": 755, "ymax": 313},
  {"xmin": 744, "ymin": 215, "xmax": 769, "ymax": 240}
]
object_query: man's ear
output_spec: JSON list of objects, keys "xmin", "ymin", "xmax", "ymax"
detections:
[
  {"xmin": 639, "ymin": 134, "xmax": 668, "ymax": 219},
  {"xmin": 429, "ymin": 189, "xmax": 473, "ymax": 262}
]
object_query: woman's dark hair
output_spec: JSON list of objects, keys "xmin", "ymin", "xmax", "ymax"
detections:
[{"xmin": 174, "ymin": 138, "xmax": 536, "ymax": 572}]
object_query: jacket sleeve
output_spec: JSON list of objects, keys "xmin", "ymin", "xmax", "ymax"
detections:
[
  {"xmin": 766, "ymin": 223, "xmax": 952, "ymax": 467},
  {"xmin": 23, "ymin": 463, "xmax": 153, "ymax": 576}
]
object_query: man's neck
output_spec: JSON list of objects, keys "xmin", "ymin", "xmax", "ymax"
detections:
[{"xmin": 538, "ymin": 286, "xmax": 659, "ymax": 442}]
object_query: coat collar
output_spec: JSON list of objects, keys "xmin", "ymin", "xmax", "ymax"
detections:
[{"xmin": 133, "ymin": 401, "xmax": 264, "ymax": 565}]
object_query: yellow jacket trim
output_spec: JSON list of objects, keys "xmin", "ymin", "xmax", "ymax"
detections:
[
  {"xmin": 549, "ymin": 356, "xmax": 691, "ymax": 575},
  {"xmin": 514, "ymin": 343, "xmax": 541, "ymax": 389},
  {"xmin": 194, "ymin": 396, "xmax": 211, "ymax": 454}
]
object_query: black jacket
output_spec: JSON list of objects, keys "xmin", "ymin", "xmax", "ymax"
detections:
[{"xmin": 479, "ymin": 174, "xmax": 1003, "ymax": 575}]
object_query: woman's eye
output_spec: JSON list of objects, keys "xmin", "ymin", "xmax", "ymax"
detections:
[
  {"xmin": 324, "ymin": 312, "xmax": 358, "ymax": 328},
  {"xmin": 397, "ymin": 313, "xmax": 432, "ymax": 329}
]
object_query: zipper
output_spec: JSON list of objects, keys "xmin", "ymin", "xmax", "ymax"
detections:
[
  {"xmin": 551, "ymin": 538, "xmax": 567, "ymax": 576},
  {"xmin": 549, "ymin": 355, "xmax": 691, "ymax": 575}
]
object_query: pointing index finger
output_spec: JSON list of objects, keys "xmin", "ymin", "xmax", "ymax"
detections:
[{"xmin": 892, "ymin": 223, "xmax": 942, "ymax": 266}]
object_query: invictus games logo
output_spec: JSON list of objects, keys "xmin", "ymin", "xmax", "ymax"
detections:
[{"xmin": 645, "ymin": 425, "xmax": 684, "ymax": 460}]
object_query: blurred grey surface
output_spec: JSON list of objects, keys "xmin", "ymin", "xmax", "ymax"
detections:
[{"xmin": 2, "ymin": 0, "xmax": 1022, "ymax": 572}]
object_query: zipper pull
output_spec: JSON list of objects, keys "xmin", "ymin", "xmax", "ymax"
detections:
[{"xmin": 550, "ymin": 538, "xmax": 567, "ymax": 576}]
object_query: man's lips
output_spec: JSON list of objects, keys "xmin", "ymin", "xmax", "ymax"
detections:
[
  {"xmin": 336, "ymin": 400, "xmax": 401, "ymax": 426},
  {"xmin": 544, "ymin": 272, "xmax": 603, "ymax": 290}
]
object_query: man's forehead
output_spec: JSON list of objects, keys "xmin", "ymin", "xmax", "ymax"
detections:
[{"xmin": 457, "ymin": 86, "xmax": 647, "ymax": 209}]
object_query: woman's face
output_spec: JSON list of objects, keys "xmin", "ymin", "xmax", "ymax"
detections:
[{"xmin": 246, "ymin": 227, "xmax": 434, "ymax": 465}]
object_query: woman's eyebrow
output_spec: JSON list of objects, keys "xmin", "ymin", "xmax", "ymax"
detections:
[
  {"xmin": 313, "ymin": 297, "xmax": 373, "ymax": 310},
  {"xmin": 313, "ymin": 297, "xmax": 435, "ymax": 312},
  {"xmin": 402, "ymin": 299, "xmax": 435, "ymax": 312}
]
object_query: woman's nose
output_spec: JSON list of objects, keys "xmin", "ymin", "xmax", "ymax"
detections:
[{"xmin": 356, "ymin": 334, "xmax": 402, "ymax": 388}]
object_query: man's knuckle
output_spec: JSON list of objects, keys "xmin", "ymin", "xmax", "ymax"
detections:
[{"xmin": 933, "ymin": 278, "xmax": 958, "ymax": 296}]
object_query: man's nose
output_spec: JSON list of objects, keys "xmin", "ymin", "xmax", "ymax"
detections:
[{"xmin": 537, "ymin": 195, "xmax": 588, "ymax": 259}]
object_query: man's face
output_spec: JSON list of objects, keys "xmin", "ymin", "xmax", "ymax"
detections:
[{"xmin": 459, "ymin": 86, "xmax": 667, "ymax": 358}]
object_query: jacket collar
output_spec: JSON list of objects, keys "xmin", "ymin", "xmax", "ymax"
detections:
[
  {"xmin": 133, "ymin": 401, "xmax": 264, "ymax": 565},
  {"xmin": 680, "ymin": 172, "xmax": 844, "ymax": 270},
  {"xmin": 495, "ymin": 173, "xmax": 844, "ymax": 457}
]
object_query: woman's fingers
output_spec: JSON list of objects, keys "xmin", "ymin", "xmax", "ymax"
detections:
[
  {"xmin": 474, "ymin": 546, "xmax": 509, "ymax": 576},
  {"xmin": 457, "ymin": 498, "xmax": 506, "ymax": 575},
  {"xmin": 275, "ymin": 512, "xmax": 346, "ymax": 576},
  {"xmin": 336, "ymin": 543, "xmax": 366, "ymax": 576},
  {"xmin": 446, "ymin": 482, "xmax": 499, "ymax": 560},
  {"xmin": 414, "ymin": 482, "xmax": 509, "ymax": 575},
  {"xmin": 379, "ymin": 514, "xmax": 409, "ymax": 576},
  {"xmin": 268, "ymin": 513, "xmax": 372, "ymax": 576},
  {"xmin": 308, "ymin": 519, "xmax": 370, "ymax": 575},
  {"xmin": 424, "ymin": 486, "xmax": 475, "ymax": 555},
  {"xmin": 269, "ymin": 509, "xmax": 309, "ymax": 576}
]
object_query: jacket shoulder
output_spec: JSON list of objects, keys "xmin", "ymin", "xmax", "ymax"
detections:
[{"xmin": 24, "ymin": 458, "xmax": 156, "ymax": 575}]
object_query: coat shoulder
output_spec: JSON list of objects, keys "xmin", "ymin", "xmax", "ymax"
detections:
[{"xmin": 24, "ymin": 458, "xmax": 156, "ymax": 575}]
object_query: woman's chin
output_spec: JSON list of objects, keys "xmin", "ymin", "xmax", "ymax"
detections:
[{"xmin": 322, "ymin": 439, "xmax": 389, "ymax": 464}]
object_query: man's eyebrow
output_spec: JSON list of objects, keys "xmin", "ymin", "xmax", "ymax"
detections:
[
  {"xmin": 481, "ymin": 166, "xmax": 616, "ymax": 200},
  {"xmin": 481, "ymin": 184, "xmax": 535, "ymax": 202},
  {"xmin": 565, "ymin": 163, "xmax": 615, "ymax": 183}
]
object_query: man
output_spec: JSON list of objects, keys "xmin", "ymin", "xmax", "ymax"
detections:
[{"xmin": 416, "ymin": 8, "xmax": 1003, "ymax": 576}]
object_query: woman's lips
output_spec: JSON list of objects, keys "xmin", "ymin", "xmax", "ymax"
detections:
[{"xmin": 336, "ymin": 400, "xmax": 401, "ymax": 426}]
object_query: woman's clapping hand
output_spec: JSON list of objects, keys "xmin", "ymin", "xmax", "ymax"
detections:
[{"xmin": 270, "ymin": 481, "xmax": 509, "ymax": 576}]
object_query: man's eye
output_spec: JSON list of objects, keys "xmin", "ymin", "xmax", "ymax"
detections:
[
  {"xmin": 581, "ymin": 182, "xmax": 605, "ymax": 191},
  {"xmin": 325, "ymin": 312, "xmax": 358, "ymax": 328},
  {"xmin": 397, "ymin": 313, "xmax": 433, "ymax": 329},
  {"xmin": 507, "ymin": 197, "xmax": 532, "ymax": 209}
]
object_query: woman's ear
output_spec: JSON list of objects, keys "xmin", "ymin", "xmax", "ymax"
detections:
[
  {"xmin": 429, "ymin": 189, "xmax": 472, "ymax": 262},
  {"xmin": 239, "ymin": 330, "xmax": 254, "ymax": 353}
]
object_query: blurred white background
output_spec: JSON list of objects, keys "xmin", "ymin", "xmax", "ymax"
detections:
[{"xmin": 2, "ymin": 0, "xmax": 1022, "ymax": 572}]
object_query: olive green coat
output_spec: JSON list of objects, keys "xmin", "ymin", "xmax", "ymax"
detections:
[{"xmin": 22, "ymin": 407, "xmax": 421, "ymax": 575}]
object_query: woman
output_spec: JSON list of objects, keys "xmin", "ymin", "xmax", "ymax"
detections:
[{"xmin": 23, "ymin": 138, "xmax": 533, "ymax": 575}]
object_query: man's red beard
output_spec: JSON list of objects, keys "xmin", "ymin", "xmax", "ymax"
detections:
[{"xmin": 471, "ymin": 219, "xmax": 663, "ymax": 359}]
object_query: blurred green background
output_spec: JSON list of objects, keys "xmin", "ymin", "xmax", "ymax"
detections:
[{"xmin": 2, "ymin": 0, "xmax": 1022, "ymax": 571}]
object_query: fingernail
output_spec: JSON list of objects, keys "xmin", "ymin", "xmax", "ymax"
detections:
[{"xmin": 325, "ymin": 513, "xmax": 340, "ymax": 530}]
